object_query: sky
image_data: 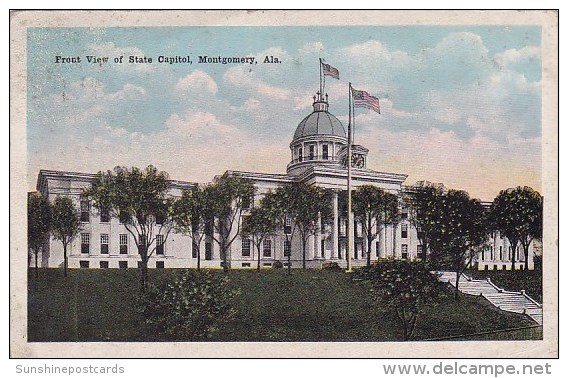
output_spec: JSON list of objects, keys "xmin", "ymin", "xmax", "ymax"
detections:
[{"xmin": 26, "ymin": 25, "xmax": 542, "ymax": 201}]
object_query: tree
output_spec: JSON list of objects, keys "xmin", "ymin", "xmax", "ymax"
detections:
[
  {"xmin": 352, "ymin": 185, "xmax": 398, "ymax": 267},
  {"xmin": 366, "ymin": 260, "xmax": 446, "ymax": 341},
  {"xmin": 84, "ymin": 165, "xmax": 176, "ymax": 291},
  {"xmin": 490, "ymin": 186, "xmax": 543, "ymax": 270},
  {"xmin": 173, "ymin": 186, "xmax": 208, "ymax": 271},
  {"xmin": 203, "ymin": 173, "xmax": 256, "ymax": 271},
  {"xmin": 403, "ymin": 181, "xmax": 445, "ymax": 265},
  {"xmin": 28, "ymin": 192, "xmax": 52, "ymax": 277},
  {"xmin": 51, "ymin": 196, "xmax": 81, "ymax": 277},
  {"xmin": 142, "ymin": 270, "xmax": 240, "ymax": 341},
  {"xmin": 241, "ymin": 201, "xmax": 278, "ymax": 271},
  {"xmin": 289, "ymin": 183, "xmax": 332, "ymax": 269},
  {"xmin": 430, "ymin": 190, "xmax": 489, "ymax": 298}
]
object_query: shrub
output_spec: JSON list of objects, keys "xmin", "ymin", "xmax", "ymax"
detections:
[
  {"xmin": 272, "ymin": 260, "xmax": 284, "ymax": 269},
  {"xmin": 142, "ymin": 270, "xmax": 240, "ymax": 341},
  {"xmin": 367, "ymin": 260, "xmax": 447, "ymax": 341},
  {"xmin": 322, "ymin": 261, "xmax": 343, "ymax": 271}
]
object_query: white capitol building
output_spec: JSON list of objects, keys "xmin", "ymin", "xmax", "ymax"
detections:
[{"xmin": 32, "ymin": 91, "xmax": 538, "ymax": 271}]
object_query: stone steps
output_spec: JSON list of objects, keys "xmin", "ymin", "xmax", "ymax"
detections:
[{"xmin": 435, "ymin": 271, "xmax": 542, "ymax": 325}]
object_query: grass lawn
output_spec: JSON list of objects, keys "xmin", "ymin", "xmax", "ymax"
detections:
[
  {"xmin": 28, "ymin": 268, "xmax": 535, "ymax": 342},
  {"xmin": 467, "ymin": 269, "xmax": 542, "ymax": 303}
]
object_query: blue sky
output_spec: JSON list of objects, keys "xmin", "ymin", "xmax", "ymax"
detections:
[{"xmin": 27, "ymin": 25, "xmax": 542, "ymax": 200}]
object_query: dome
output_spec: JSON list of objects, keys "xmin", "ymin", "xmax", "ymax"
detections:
[{"xmin": 293, "ymin": 110, "xmax": 346, "ymax": 140}]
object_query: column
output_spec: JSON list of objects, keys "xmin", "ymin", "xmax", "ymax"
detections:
[
  {"xmin": 392, "ymin": 223, "xmax": 398, "ymax": 258},
  {"xmin": 315, "ymin": 211, "xmax": 322, "ymax": 259},
  {"xmin": 332, "ymin": 190, "xmax": 339, "ymax": 259}
]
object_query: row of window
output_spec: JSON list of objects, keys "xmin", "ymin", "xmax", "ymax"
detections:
[
  {"xmin": 79, "ymin": 260, "xmax": 165, "ymax": 269},
  {"xmin": 481, "ymin": 246, "xmax": 524, "ymax": 261},
  {"xmin": 296, "ymin": 144, "xmax": 330, "ymax": 162},
  {"xmin": 79, "ymin": 233, "xmax": 164, "ymax": 255}
]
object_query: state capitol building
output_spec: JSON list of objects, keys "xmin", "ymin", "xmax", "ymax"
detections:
[{"xmin": 33, "ymin": 92, "xmax": 538, "ymax": 271}]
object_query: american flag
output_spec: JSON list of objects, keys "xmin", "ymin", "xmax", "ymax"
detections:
[
  {"xmin": 352, "ymin": 88, "xmax": 380, "ymax": 114},
  {"xmin": 322, "ymin": 62, "xmax": 340, "ymax": 79}
]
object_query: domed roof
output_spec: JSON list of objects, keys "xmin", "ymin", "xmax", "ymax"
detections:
[{"xmin": 293, "ymin": 107, "xmax": 346, "ymax": 140}]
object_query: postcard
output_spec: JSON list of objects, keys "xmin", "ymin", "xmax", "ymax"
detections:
[{"xmin": 10, "ymin": 10, "xmax": 558, "ymax": 358}]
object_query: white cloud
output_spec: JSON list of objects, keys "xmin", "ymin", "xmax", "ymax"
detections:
[
  {"xmin": 494, "ymin": 45, "xmax": 540, "ymax": 67},
  {"xmin": 223, "ymin": 66, "xmax": 290, "ymax": 100},
  {"xmin": 175, "ymin": 70, "xmax": 218, "ymax": 94}
]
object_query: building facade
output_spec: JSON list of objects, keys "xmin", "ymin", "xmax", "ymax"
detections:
[{"xmin": 32, "ymin": 92, "xmax": 538, "ymax": 270}]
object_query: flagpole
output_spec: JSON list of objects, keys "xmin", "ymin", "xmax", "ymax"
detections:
[
  {"xmin": 347, "ymin": 82, "xmax": 353, "ymax": 273},
  {"xmin": 319, "ymin": 58, "xmax": 323, "ymax": 98}
]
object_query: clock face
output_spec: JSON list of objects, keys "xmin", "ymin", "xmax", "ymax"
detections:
[{"xmin": 352, "ymin": 154, "xmax": 365, "ymax": 168}]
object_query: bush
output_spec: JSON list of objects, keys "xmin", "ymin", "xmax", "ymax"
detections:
[
  {"xmin": 141, "ymin": 270, "xmax": 240, "ymax": 341},
  {"xmin": 321, "ymin": 261, "xmax": 343, "ymax": 271},
  {"xmin": 272, "ymin": 260, "xmax": 284, "ymax": 269},
  {"xmin": 367, "ymin": 260, "xmax": 447, "ymax": 341}
]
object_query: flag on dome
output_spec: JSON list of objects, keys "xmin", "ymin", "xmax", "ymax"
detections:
[
  {"xmin": 352, "ymin": 88, "xmax": 381, "ymax": 114},
  {"xmin": 321, "ymin": 61, "xmax": 340, "ymax": 79}
]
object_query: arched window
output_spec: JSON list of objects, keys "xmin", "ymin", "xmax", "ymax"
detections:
[{"xmin": 322, "ymin": 144, "xmax": 329, "ymax": 159}]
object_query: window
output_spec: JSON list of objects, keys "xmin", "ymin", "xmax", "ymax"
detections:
[
  {"xmin": 81, "ymin": 233, "xmax": 90, "ymax": 254},
  {"xmin": 416, "ymin": 225, "xmax": 424, "ymax": 238},
  {"xmin": 100, "ymin": 234, "xmax": 109, "ymax": 254},
  {"xmin": 284, "ymin": 240, "xmax": 291, "ymax": 257},
  {"xmin": 156, "ymin": 235, "xmax": 165, "ymax": 255},
  {"xmin": 79, "ymin": 260, "xmax": 89, "ymax": 268},
  {"xmin": 205, "ymin": 242, "xmax": 212, "ymax": 260},
  {"xmin": 138, "ymin": 234, "xmax": 146, "ymax": 254},
  {"xmin": 155, "ymin": 213, "xmax": 164, "ymax": 225},
  {"xmin": 482, "ymin": 249, "xmax": 485, "ymax": 261},
  {"xmin": 242, "ymin": 263, "xmax": 251, "ymax": 267},
  {"xmin": 156, "ymin": 261, "xmax": 165, "ymax": 269},
  {"xmin": 100, "ymin": 207, "xmax": 110, "ymax": 223},
  {"xmin": 508, "ymin": 246, "xmax": 511, "ymax": 260},
  {"xmin": 322, "ymin": 144, "xmax": 329, "ymax": 160},
  {"xmin": 339, "ymin": 219, "xmax": 346, "ymax": 236},
  {"xmin": 119, "ymin": 234, "xmax": 128, "ymax": 254},
  {"xmin": 205, "ymin": 220, "xmax": 214, "ymax": 236},
  {"xmin": 309, "ymin": 145, "xmax": 315, "ymax": 160},
  {"xmin": 284, "ymin": 217, "xmax": 292, "ymax": 235},
  {"xmin": 401, "ymin": 244, "xmax": 408, "ymax": 259},
  {"xmin": 263, "ymin": 239, "xmax": 272, "ymax": 257},
  {"xmin": 417, "ymin": 245, "xmax": 424, "ymax": 259},
  {"xmin": 263, "ymin": 263, "xmax": 272, "ymax": 267},
  {"xmin": 376, "ymin": 241, "xmax": 380, "ymax": 257},
  {"xmin": 401, "ymin": 224, "xmax": 408, "ymax": 238},
  {"xmin": 298, "ymin": 147, "xmax": 303, "ymax": 162},
  {"xmin": 242, "ymin": 238, "xmax": 251, "ymax": 257},
  {"xmin": 80, "ymin": 198, "xmax": 90, "ymax": 222},
  {"xmin": 242, "ymin": 195, "xmax": 251, "ymax": 210},
  {"xmin": 354, "ymin": 221, "xmax": 360, "ymax": 237},
  {"xmin": 499, "ymin": 246, "xmax": 503, "ymax": 260},
  {"xmin": 192, "ymin": 241, "xmax": 198, "ymax": 258},
  {"xmin": 119, "ymin": 261, "xmax": 128, "ymax": 269},
  {"xmin": 99, "ymin": 261, "xmax": 109, "ymax": 269},
  {"xmin": 401, "ymin": 208, "xmax": 408, "ymax": 219},
  {"xmin": 321, "ymin": 240, "xmax": 325, "ymax": 258}
]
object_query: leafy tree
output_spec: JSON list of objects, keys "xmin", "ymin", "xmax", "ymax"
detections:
[
  {"xmin": 367, "ymin": 260, "xmax": 446, "ymax": 341},
  {"xmin": 241, "ymin": 201, "xmax": 278, "ymax": 271},
  {"xmin": 352, "ymin": 185, "xmax": 398, "ymax": 267},
  {"xmin": 289, "ymin": 183, "xmax": 332, "ymax": 269},
  {"xmin": 262, "ymin": 186, "xmax": 297, "ymax": 275},
  {"xmin": 173, "ymin": 186, "xmax": 208, "ymax": 271},
  {"xmin": 430, "ymin": 190, "xmax": 489, "ymax": 298},
  {"xmin": 142, "ymin": 270, "xmax": 240, "ymax": 341},
  {"xmin": 403, "ymin": 181, "xmax": 445, "ymax": 265},
  {"xmin": 490, "ymin": 186, "xmax": 543, "ymax": 270},
  {"xmin": 84, "ymin": 165, "xmax": 176, "ymax": 291},
  {"xmin": 28, "ymin": 192, "xmax": 52, "ymax": 277},
  {"xmin": 202, "ymin": 173, "xmax": 256, "ymax": 271},
  {"xmin": 51, "ymin": 196, "xmax": 81, "ymax": 277}
]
